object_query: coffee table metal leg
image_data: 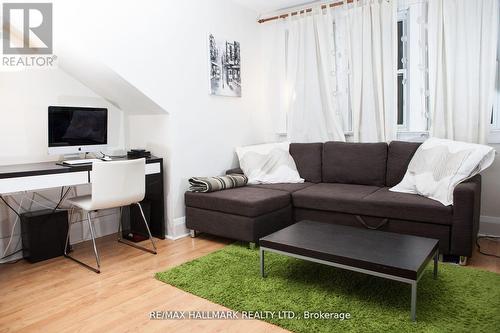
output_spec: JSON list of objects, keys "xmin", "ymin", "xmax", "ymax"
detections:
[
  {"xmin": 411, "ymin": 282, "xmax": 417, "ymax": 321},
  {"xmin": 260, "ymin": 247, "xmax": 266, "ymax": 278},
  {"xmin": 433, "ymin": 250, "xmax": 438, "ymax": 279}
]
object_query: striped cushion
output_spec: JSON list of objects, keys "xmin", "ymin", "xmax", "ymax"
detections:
[{"xmin": 188, "ymin": 174, "xmax": 248, "ymax": 193}]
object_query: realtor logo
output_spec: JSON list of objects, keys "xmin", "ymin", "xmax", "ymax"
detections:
[{"xmin": 2, "ymin": 3, "xmax": 53, "ymax": 54}]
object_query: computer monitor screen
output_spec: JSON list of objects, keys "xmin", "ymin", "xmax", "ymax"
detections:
[{"xmin": 48, "ymin": 106, "xmax": 108, "ymax": 155}]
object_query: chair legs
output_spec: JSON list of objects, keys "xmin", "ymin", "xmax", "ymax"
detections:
[
  {"xmin": 64, "ymin": 210, "xmax": 101, "ymax": 274},
  {"xmin": 65, "ymin": 203, "xmax": 157, "ymax": 274},
  {"xmin": 117, "ymin": 203, "xmax": 157, "ymax": 255},
  {"xmin": 87, "ymin": 212, "xmax": 101, "ymax": 268}
]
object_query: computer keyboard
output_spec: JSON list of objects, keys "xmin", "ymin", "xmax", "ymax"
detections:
[{"xmin": 61, "ymin": 159, "xmax": 103, "ymax": 165}]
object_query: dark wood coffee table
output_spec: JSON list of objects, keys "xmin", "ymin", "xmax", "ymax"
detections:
[{"xmin": 259, "ymin": 220, "xmax": 439, "ymax": 321}]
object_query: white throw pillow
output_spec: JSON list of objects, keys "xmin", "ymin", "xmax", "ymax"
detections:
[
  {"xmin": 391, "ymin": 138, "xmax": 495, "ymax": 206},
  {"xmin": 235, "ymin": 142, "xmax": 304, "ymax": 185}
]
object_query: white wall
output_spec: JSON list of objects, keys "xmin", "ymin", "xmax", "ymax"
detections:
[
  {"xmin": 0, "ymin": 0, "xmax": 275, "ymax": 253},
  {"xmin": 163, "ymin": 0, "xmax": 277, "ymax": 236},
  {"xmin": 480, "ymin": 149, "xmax": 500, "ymax": 235},
  {"xmin": 0, "ymin": 69, "xmax": 125, "ymax": 164},
  {"xmin": 482, "ymin": 31, "xmax": 500, "ymax": 234},
  {"xmin": 50, "ymin": 0, "xmax": 276, "ymax": 237},
  {"xmin": 0, "ymin": 68, "xmax": 127, "ymax": 261},
  {"xmin": 125, "ymin": 114, "xmax": 171, "ymax": 234}
]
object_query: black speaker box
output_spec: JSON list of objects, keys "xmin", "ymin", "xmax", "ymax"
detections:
[{"xmin": 21, "ymin": 209, "xmax": 68, "ymax": 263}]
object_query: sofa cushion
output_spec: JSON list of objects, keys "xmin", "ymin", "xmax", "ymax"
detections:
[
  {"xmin": 322, "ymin": 142, "xmax": 388, "ymax": 186},
  {"xmin": 386, "ymin": 141, "xmax": 421, "ymax": 187},
  {"xmin": 249, "ymin": 182, "xmax": 315, "ymax": 193},
  {"xmin": 292, "ymin": 183, "xmax": 452, "ymax": 225},
  {"xmin": 292, "ymin": 183, "xmax": 380, "ymax": 214},
  {"xmin": 185, "ymin": 187, "xmax": 290, "ymax": 217},
  {"xmin": 362, "ymin": 188, "xmax": 453, "ymax": 225},
  {"xmin": 290, "ymin": 143, "xmax": 323, "ymax": 183}
]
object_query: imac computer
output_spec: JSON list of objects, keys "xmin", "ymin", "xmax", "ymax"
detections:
[{"xmin": 48, "ymin": 106, "xmax": 108, "ymax": 156}]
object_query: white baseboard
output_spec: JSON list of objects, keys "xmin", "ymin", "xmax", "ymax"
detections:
[
  {"xmin": 166, "ymin": 216, "xmax": 189, "ymax": 240},
  {"xmin": 479, "ymin": 215, "xmax": 500, "ymax": 236},
  {"xmin": 166, "ymin": 233, "xmax": 190, "ymax": 240}
]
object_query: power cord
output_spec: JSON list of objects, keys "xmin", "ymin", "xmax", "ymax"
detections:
[
  {"xmin": 23, "ymin": 195, "xmax": 68, "ymax": 211},
  {"xmin": 0, "ymin": 258, "xmax": 22, "ymax": 264},
  {"xmin": 31, "ymin": 190, "xmax": 75, "ymax": 210},
  {"xmin": 0, "ymin": 196, "xmax": 22, "ymax": 219},
  {"xmin": 1, "ymin": 248, "xmax": 22, "ymax": 260},
  {"xmin": 1, "ymin": 189, "xmax": 75, "ymax": 262},
  {"xmin": 54, "ymin": 186, "xmax": 72, "ymax": 211},
  {"xmin": 476, "ymin": 236, "xmax": 500, "ymax": 259},
  {"xmin": 100, "ymin": 151, "xmax": 127, "ymax": 158},
  {"xmin": 0, "ymin": 196, "xmax": 25, "ymax": 259}
]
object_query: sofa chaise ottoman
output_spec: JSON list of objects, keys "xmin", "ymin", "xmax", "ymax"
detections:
[
  {"xmin": 185, "ymin": 141, "xmax": 481, "ymax": 260},
  {"xmin": 185, "ymin": 187, "xmax": 293, "ymax": 243}
]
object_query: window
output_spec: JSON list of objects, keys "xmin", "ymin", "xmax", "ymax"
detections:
[
  {"xmin": 397, "ymin": 10, "xmax": 409, "ymax": 130},
  {"xmin": 396, "ymin": 3, "xmax": 430, "ymax": 141},
  {"xmin": 279, "ymin": 4, "xmax": 438, "ymax": 140}
]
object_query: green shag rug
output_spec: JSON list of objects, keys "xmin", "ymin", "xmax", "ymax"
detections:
[{"xmin": 155, "ymin": 244, "xmax": 500, "ymax": 333}]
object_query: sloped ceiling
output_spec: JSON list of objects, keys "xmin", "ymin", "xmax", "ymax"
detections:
[
  {"xmin": 3, "ymin": 24, "xmax": 167, "ymax": 115},
  {"xmin": 56, "ymin": 47, "xmax": 167, "ymax": 115}
]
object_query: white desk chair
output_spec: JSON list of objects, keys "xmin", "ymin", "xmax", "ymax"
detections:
[{"xmin": 64, "ymin": 158, "xmax": 157, "ymax": 273}]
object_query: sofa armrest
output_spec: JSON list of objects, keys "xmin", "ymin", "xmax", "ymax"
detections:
[
  {"xmin": 451, "ymin": 174, "xmax": 482, "ymax": 256},
  {"xmin": 226, "ymin": 167, "xmax": 244, "ymax": 175}
]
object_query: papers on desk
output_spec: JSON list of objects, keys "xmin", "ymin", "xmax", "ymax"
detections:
[{"xmin": 61, "ymin": 159, "xmax": 102, "ymax": 166}]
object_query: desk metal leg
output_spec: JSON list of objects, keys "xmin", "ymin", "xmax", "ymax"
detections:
[
  {"xmin": 64, "ymin": 207, "xmax": 75, "ymax": 254},
  {"xmin": 55, "ymin": 186, "xmax": 74, "ymax": 210},
  {"xmin": 260, "ymin": 247, "xmax": 265, "ymax": 278},
  {"xmin": 117, "ymin": 207, "xmax": 123, "ymax": 239},
  {"xmin": 410, "ymin": 282, "xmax": 417, "ymax": 321}
]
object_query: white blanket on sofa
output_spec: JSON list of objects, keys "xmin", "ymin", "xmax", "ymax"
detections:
[{"xmin": 390, "ymin": 138, "xmax": 495, "ymax": 206}]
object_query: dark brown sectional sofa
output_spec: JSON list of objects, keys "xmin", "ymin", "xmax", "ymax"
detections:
[{"xmin": 185, "ymin": 141, "xmax": 481, "ymax": 258}]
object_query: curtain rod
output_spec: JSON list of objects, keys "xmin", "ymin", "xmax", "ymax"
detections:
[{"xmin": 258, "ymin": 0, "xmax": 356, "ymax": 24}]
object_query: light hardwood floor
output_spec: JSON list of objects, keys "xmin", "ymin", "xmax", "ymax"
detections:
[
  {"xmin": 0, "ymin": 234, "xmax": 498, "ymax": 333},
  {"xmin": 468, "ymin": 237, "xmax": 500, "ymax": 272}
]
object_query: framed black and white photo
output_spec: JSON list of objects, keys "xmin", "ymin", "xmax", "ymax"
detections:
[{"xmin": 208, "ymin": 34, "xmax": 241, "ymax": 97}]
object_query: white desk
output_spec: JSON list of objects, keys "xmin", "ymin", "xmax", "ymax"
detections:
[{"xmin": 0, "ymin": 157, "xmax": 165, "ymax": 238}]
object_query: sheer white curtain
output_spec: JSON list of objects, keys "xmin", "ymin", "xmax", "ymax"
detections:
[
  {"xmin": 275, "ymin": 0, "xmax": 398, "ymax": 143},
  {"xmin": 261, "ymin": 19, "xmax": 288, "ymax": 135},
  {"xmin": 347, "ymin": 0, "xmax": 397, "ymax": 142},
  {"xmin": 428, "ymin": 0, "xmax": 499, "ymax": 144},
  {"xmin": 285, "ymin": 9, "xmax": 346, "ymax": 143}
]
